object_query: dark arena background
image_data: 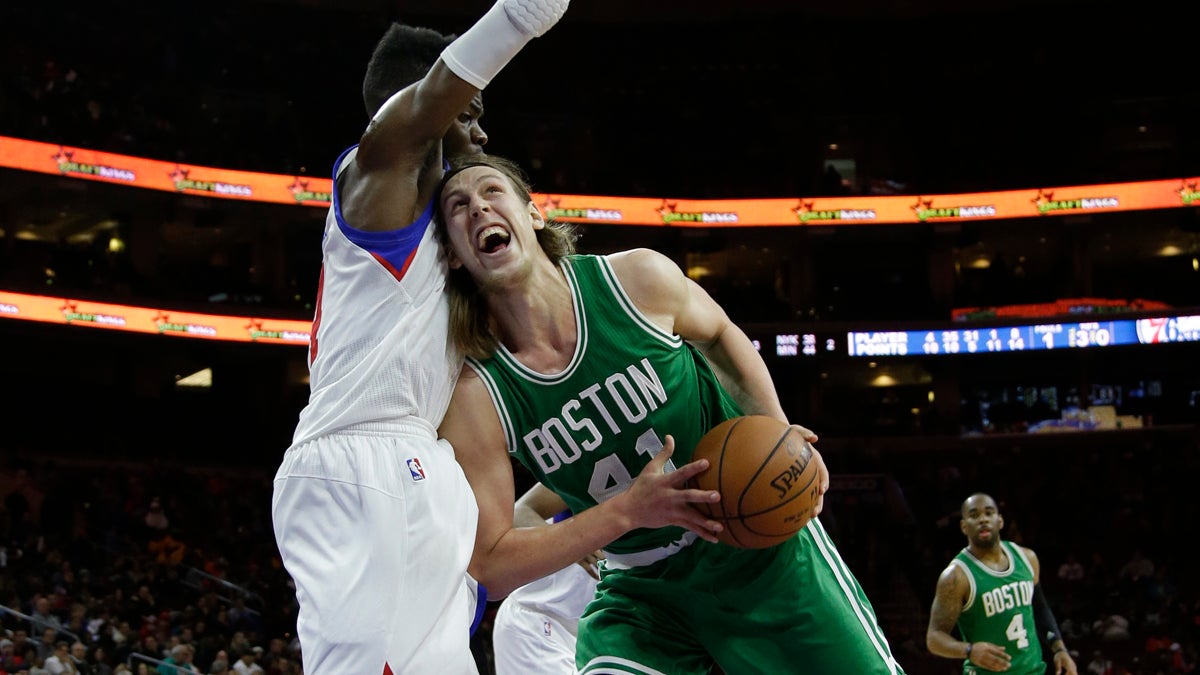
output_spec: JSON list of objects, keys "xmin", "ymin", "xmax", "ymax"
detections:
[{"xmin": 1, "ymin": 0, "xmax": 1197, "ymax": 673}]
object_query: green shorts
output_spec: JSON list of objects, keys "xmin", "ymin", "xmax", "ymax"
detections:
[{"xmin": 576, "ymin": 518, "xmax": 906, "ymax": 675}]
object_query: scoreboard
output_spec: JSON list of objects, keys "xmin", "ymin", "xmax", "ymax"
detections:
[{"xmin": 758, "ymin": 314, "xmax": 1200, "ymax": 359}]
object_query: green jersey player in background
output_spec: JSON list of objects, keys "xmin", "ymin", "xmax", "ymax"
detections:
[{"xmin": 927, "ymin": 492, "xmax": 1079, "ymax": 675}]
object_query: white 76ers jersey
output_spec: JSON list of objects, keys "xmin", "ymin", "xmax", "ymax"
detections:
[{"xmin": 289, "ymin": 146, "xmax": 462, "ymax": 447}]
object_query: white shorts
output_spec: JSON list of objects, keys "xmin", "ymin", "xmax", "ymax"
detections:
[
  {"xmin": 492, "ymin": 601, "xmax": 578, "ymax": 675},
  {"xmin": 272, "ymin": 431, "xmax": 480, "ymax": 675},
  {"xmin": 491, "ymin": 563, "xmax": 597, "ymax": 675}
]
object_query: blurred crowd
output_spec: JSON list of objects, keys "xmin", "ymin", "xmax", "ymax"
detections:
[
  {"xmin": 1, "ymin": 425, "xmax": 1197, "ymax": 674},
  {"xmin": 0, "ymin": 458, "xmax": 298, "ymax": 674}
]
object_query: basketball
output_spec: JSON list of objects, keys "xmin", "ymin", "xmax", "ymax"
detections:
[{"xmin": 689, "ymin": 415, "xmax": 820, "ymax": 548}]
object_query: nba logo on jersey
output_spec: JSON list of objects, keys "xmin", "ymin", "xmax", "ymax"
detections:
[
  {"xmin": 542, "ymin": 620, "xmax": 552, "ymax": 637},
  {"xmin": 407, "ymin": 457, "xmax": 426, "ymax": 482}
]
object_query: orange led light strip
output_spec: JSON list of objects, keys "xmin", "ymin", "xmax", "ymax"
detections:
[
  {"xmin": 2, "ymin": 136, "xmax": 1198, "ymax": 226},
  {"xmin": 0, "ymin": 291, "xmax": 310, "ymax": 346}
]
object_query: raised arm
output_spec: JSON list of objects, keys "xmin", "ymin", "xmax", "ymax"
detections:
[
  {"xmin": 439, "ymin": 365, "xmax": 724, "ymax": 598},
  {"xmin": 343, "ymin": 0, "xmax": 569, "ymax": 232}
]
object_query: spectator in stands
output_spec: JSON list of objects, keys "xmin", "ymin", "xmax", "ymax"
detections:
[
  {"xmin": 0, "ymin": 638, "xmax": 26, "ymax": 673},
  {"xmin": 85, "ymin": 645, "xmax": 113, "ymax": 675},
  {"xmin": 1170, "ymin": 642, "xmax": 1196, "ymax": 673},
  {"xmin": 1085, "ymin": 649, "xmax": 1112, "ymax": 675},
  {"xmin": 263, "ymin": 656, "xmax": 298, "ymax": 675},
  {"xmin": 1144, "ymin": 566, "xmax": 1179, "ymax": 607},
  {"xmin": 84, "ymin": 610, "xmax": 111, "ymax": 646},
  {"xmin": 1144, "ymin": 628, "xmax": 1173, "ymax": 656},
  {"xmin": 1118, "ymin": 549, "xmax": 1155, "ymax": 595},
  {"xmin": 1059, "ymin": 609, "xmax": 1090, "ymax": 642},
  {"xmin": 155, "ymin": 643, "xmax": 197, "ymax": 674},
  {"xmin": 26, "ymin": 646, "xmax": 51, "ymax": 675},
  {"xmin": 208, "ymin": 608, "xmax": 230, "ymax": 639},
  {"xmin": 1058, "ymin": 551, "xmax": 1086, "ymax": 584},
  {"xmin": 132, "ymin": 636, "xmax": 161, "ymax": 666},
  {"xmin": 225, "ymin": 602, "xmax": 254, "ymax": 636},
  {"xmin": 67, "ymin": 642, "xmax": 90, "ymax": 675},
  {"xmin": 42, "ymin": 641, "xmax": 76, "ymax": 674},
  {"xmin": 225, "ymin": 637, "xmax": 249, "ymax": 664},
  {"xmin": 229, "ymin": 649, "xmax": 261, "ymax": 675},
  {"xmin": 143, "ymin": 499, "xmax": 168, "ymax": 533},
  {"xmin": 158, "ymin": 637, "xmax": 180, "ymax": 666},
  {"xmin": 1094, "ymin": 607, "xmax": 1132, "ymax": 642},
  {"xmin": 262, "ymin": 640, "xmax": 284, "ymax": 665},
  {"xmin": 129, "ymin": 587, "xmax": 156, "ymax": 623},
  {"xmin": 30, "ymin": 598, "xmax": 63, "ymax": 637},
  {"xmin": 61, "ymin": 611, "xmax": 86, "ymax": 653},
  {"xmin": 105, "ymin": 624, "xmax": 131, "ymax": 665},
  {"xmin": 147, "ymin": 533, "xmax": 186, "ymax": 568},
  {"xmin": 35, "ymin": 629, "xmax": 58, "ymax": 662},
  {"xmin": 7, "ymin": 632, "xmax": 32, "ymax": 664}
]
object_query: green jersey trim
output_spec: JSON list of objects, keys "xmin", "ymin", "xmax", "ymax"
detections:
[
  {"xmin": 488, "ymin": 261, "xmax": 590, "ymax": 385},
  {"xmin": 467, "ymin": 357, "xmax": 523, "ymax": 458},
  {"xmin": 593, "ymin": 255, "xmax": 682, "ymax": 350}
]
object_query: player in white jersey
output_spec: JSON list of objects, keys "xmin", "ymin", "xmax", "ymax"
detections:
[
  {"xmin": 492, "ymin": 484, "xmax": 600, "ymax": 675},
  {"xmin": 270, "ymin": 1, "xmax": 569, "ymax": 673}
]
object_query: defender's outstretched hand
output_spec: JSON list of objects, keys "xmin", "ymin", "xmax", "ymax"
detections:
[{"xmin": 575, "ymin": 550, "xmax": 604, "ymax": 580}]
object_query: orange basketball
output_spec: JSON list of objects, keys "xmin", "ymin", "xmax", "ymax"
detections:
[{"xmin": 689, "ymin": 415, "xmax": 820, "ymax": 548}]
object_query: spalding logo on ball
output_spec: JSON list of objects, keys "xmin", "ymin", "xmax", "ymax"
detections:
[
  {"xmin": 689, "ymin": 415, "xmax": 820, "ymax": 549},
  {"xmin": 769, "ymin": 438, "xmax": 813, "ymax": 500}
]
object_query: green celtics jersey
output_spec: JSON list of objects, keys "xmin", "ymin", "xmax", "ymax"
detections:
[
  {"xmin": 466, "ymin": 254, "xmax": 741, "ymax": 555},
  {"xmin": 952, "ymin": 540, "xmax": 1045, "ymax": 675}
]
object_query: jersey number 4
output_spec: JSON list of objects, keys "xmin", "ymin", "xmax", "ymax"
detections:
[
  {"xmin": 587, "ymin": 429, "xmax": 678, "ymax": 504},
  {"xmin": 1004, "ymin": 612, "xmax": 1031, "ymax": 650}
]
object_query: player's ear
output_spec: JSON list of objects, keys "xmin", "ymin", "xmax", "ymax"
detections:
[
  {"xmin": 528, "ymin": 200, "xmax": 545, "ymax": 231},
  {"xmin": 959, "ymin": 518, "xmax": 968, "ymax": 536},
  {"xmin": 447, "ymin": 247, "xmax": 464, "ymax": 270},
  {"xmin": 996, "ymin": 514, "xmax": 1004, "ymax": 531}
]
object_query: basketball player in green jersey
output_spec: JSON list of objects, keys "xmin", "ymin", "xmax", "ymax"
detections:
[
  {"xmin": 435, "ymin": 153, "xmax": 906, "ymax": 675},
  {"xmin": 927, "ymin": 493, "xmax": 1079, "ymax": 675}
]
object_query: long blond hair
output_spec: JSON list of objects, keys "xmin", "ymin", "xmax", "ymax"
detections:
[{"xmin": 436, "ymin": 153, "xmax": 578, "ymax": 360}]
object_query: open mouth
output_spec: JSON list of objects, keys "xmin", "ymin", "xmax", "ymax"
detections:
[{"xmin": 477, "ymin": 225, "xmax": 511, "ymax": 254}]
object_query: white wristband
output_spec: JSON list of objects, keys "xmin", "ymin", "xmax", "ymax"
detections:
[
  {"xmin": 440, "ymin": 0, "xmax": 540, "ymax": 90},
  {"xmin": 502, "ymin": 0, "xmax": 569, "ymax": 37}
]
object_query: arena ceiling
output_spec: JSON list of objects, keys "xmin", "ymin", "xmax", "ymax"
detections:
[
  {"xmin": 272, "ymin": 0, "xmax": 1096, "ymax": 21},
  {"xmin": 1, "ymin": 0, "xmax": 1185, "ymax": 263}
]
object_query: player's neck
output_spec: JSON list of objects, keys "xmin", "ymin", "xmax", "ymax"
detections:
[
  {"xmin": 492, "ymin": 265, "xmax": 576, "ymax": 372},
  {"xmin": 968, "ymin": 541, "xmax": 1008, "ymax": 569}
]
